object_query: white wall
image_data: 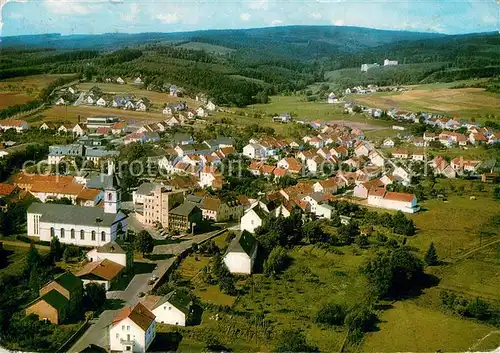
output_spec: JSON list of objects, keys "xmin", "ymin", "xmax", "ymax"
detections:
[
  {"xmin": 224, "ymin": 252, "xmax": 252, "ymax": 274},
  {"xmin": 110, "ymin": 317, "xmax": 155, "ymax": 353},
  {"xmin": 27, "ymin": 212, "xmax": 127, "ymax": 247},
  {"xmin": 87, "ymin": 249, "xmax": 127, "ymax": 267},
  {"xmin": 240, "ymin": 210, "xmax": 262, "ymax": 233},
  {"xmin": 152, "ymin": 302, "xmax": 186, "ymax": 326}
]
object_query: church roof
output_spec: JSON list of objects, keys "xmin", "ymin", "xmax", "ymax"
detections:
[{"xmin": 27, "ymin": 203, "xmax": 126, "ymax": 227}]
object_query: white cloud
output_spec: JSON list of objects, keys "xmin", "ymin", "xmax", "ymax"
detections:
[
  {"xmin": 120, "ymin": 3, "xmax": 140, "ymax": 22},
  {"xmin": 248, "ymin": 0, "xmax": 268, "ymax": 10},
  {"xmin": 310, "ymin": 12, "xmax": 322, "ymax": 20},
  {"xmin": 240, "ymin": 13, "xmax": 251, "ymax": 21},
  {"xmin": 271, "ymin": 19, "xmax": 282, "ymax": 25},
  {"xmin": 156, "ymin": 12, "xmax": 179, "ymax": 24},
  {"xmin": 332, "ymin": 19, "xmax": 344, "ymax": 26},
  {"xmin": 44, "ymin": 0, "xmax": 101, "ymax": 15},
  {"xmin": 483, "ymin": 15, "xmax": 496, "ymax": 24}
]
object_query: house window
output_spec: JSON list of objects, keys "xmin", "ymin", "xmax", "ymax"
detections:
[
  {"xmin": 91, "ymin": 231, "xmax": 96, "ymax": 241},
  {"xmin": 126, "ymin": 326, "xmax": 130, "ymax": 331},
  {"xmin": 122, "ymin": 325, "xmax": 125, "ymax": 331},
  {"xmin": 101, "ymin": 231, "xmax": 106, "ymax": 242},
  {"xmin": 50, "ymin": 227, "xmax": 55, "ymax": 237},
  {"xmin": 71, "ymin": 229, "xmax": 75, "ymax": 239},
  {"xmin": 60, "ymin": 228, "xmax": 65, "ymax": 239},
  {"xmin": 80, "ymin": 230, "xmax": 85, "ymax": 240},
  {"xmin": 116, "ymin": 333, "xmax": 119, "ymax": 339},
  {"xmin": 108, "ymin": 193, "xmax": 112, "ymax": 201}
]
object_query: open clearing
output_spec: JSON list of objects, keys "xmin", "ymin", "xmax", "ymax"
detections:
[
  {"xmin": 362, "ymin": 301, "xmax": 500, "ymax": 352},
  {"xmin": 0, "ymin": 74, "xmax": 73, "ymax": 94},
  {"xmin": 0, "ymin": 92, "xmax": 33, "ymax": 109},
  {"xmin": 351, "ymin": 85, "xmax": 500, "ymax": 121},
  {"xmin": 177, "ymin": 42, "xmax": 235, "ymax": 54}
]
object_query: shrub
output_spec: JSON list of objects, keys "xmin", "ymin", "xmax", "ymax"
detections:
[
  {"xmin": 315, "ymin": 303, "xmax": 346, "ymax": 326},
  {"xmin": 263, "ymin": 246, "xmax": 289, "ymax": 277}
]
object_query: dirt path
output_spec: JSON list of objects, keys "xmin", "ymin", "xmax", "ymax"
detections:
[{"xmin": 453, "ymin": 238, "xmax": 500, "ymax": 262}]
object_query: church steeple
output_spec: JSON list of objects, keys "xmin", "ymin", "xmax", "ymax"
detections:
[{"xmin": 104, "ymin": 160, "xmax": 121, "ymax": 214}]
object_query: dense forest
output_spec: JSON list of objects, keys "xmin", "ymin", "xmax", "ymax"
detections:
[{"xmin": 1, "ymin": 26, "xmax": 499, "ymax": 106}]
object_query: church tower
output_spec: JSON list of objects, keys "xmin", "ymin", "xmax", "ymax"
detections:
[{"xmin": 104, "ymin": 160, "xmax": 121, "ymax": 214}]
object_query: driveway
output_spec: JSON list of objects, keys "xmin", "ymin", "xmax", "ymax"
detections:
[{"xmin": 69, "ymin": 273, "xmax": 152, "ymax": 353}]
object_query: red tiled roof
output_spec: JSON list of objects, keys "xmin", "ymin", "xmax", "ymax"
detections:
[
  {"xmin": 273, "ymin": 167, "xmax": 287, "ymax": 177},
  {"xmin": 77, "ymin": 259, "xmax": 124, "ymax": 281},
  {"xmin": 112, "ymin": 302, "xmax": 155, "ymax": 331},
  {"xmin": 0, "ymin": 183, "xmax": 17, "ymax": 196},
  {"xmin": 384, "ymin": 192, "xmax": 415, "ymax": 203}
]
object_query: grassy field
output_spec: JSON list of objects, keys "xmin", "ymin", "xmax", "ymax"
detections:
[
  {"xmin": 362, "ymin": 301, "xmax": 500, "ymax": 352},
  {"xmin": 0, "ymin": 92, "xmax": 33, "ymax": 109},
  {"xmin": 350, "ymin": 84, "xmax": 500, "ymax": 122},
  {"xmin": 407, "ymin": 195, "xmax": 499, "ymax": 259}
]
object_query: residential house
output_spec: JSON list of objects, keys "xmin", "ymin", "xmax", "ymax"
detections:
[
  {"xmin": 382, "ymin": 138, "xmax": 395, "ymax": 148},
  {"xmin": 76, "ymin": 258, "xmax": 124, "ymax": 290},
  {"xmin": 315, "ymin": 203, "xmax": 335, "ymax": 219},
  {"xmin": 141, "ymin": 291, "xmax": 190, "ymax": 326},
  {"xmin": 116, "ymin": 77, "xmax": 126, "ymax": 85},
  {"xmin": 306, "ymin": 155, "xmax": 326, "ymax": 174},
  {"xmin": 0, "ymin": 120, "xmax": 29, "ymax": 132},
  {"xmin": 86, "ymin": 241, "xmax": 129, "ymax": 268},
  {"xmin": 431, "ymin": 156, "xmax": 456, "ymax": 178},
  {"xmin": 276, "ymin": 157, "xmax": 303, "ymax": 174},
  {"xmin": 55, "ymin": 97, "xmax": 66, "ymax": 105},
  {"xmin": 223, "ymin": 230, "xmax": 258, "ymax": 275},
  {"xmin": 354, "ymin": 141, "xmax": 371, "ymax": 157},
  {"xmin": 353, "ymin": 179, "xmax": 384, "ymax": 199},
  {"xmin": 199, "ymin": 166, "xmax": 224, "ymax": 189},
  {"xmin": 451, "ymin": 158, "xmax": 481, "ymax": 174},
  {"xmin": 96, "ymin": 97, "xmax": 107, "ymax": 107},
  {"xmin": 26, "ymin": 272, "xmax": 83, "ymax": 325},
  {"xmin": 201, "ymin": 196, "xmax": 244, "ymax": 222},
  {"xmin": 168, "ymin": 201, "xmax": 202, "ymax": 233},
  {"xmin": 368, "ymin": 190, "xmax": 419, "ymax": 213},
  {"xmin": 240, "ymin": 205, "xmax": 268, "ymax": 233},
  {"xmin": 392, "ymin": 149, "xmax": 409, "ymax": 159},
  {"xmin": 369, "ymin": 151, "xmax": 385, "ymax": 167},
  {"xmin": 243, "ymin": 143, "xmax": 266, "ymax": 160},
  {"xmin": 313, "ymin": 178, "xmax": 338, "ymax": 194},
  {"xmin": 110, "ymin": 303, "xmax": 156, "ymax": 353}
]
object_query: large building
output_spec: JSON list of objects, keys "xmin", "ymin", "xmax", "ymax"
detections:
[
  {"xmin": 133, "ymin": 183, "xmax": 185, "ymax": 228},
  {"xmin": 26, "ymin": 167, "xmax": 127, "ymax": 247},
  {"xmin": 168, "ymin": 201, "xmax": 202, "ymax": 233},
  {"xmin": 367, "ymin": 189, "xmax": 419, "ymax": 213},
  {"xmin": 86, "ymin": 116, "xmax": 119, "ymax": 130}
]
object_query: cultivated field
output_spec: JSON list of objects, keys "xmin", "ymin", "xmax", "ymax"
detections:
[
  {"xmin": 351, "ymin": 83, "xmax": 500, "ymax": 122},
  {"xmin": 0, "ymin": 74, "xmax": 74, "ymax": 109}
]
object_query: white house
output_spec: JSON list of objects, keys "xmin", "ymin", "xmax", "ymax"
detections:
[
  {"xmin": 110, "ymin": 303, "xmax": 156, "ymax": 353},
  {"xmin": 85, "ymin": 96, "xmax": 95, "ymax": 105},
  {"xmin": 382, "ymin": 138, "xmax": 395, "ymax": 148},
  {"xmin": 86, "ymin": 241, "xmax": 128, "ymax": 267},
  {"xmin": 26, "ymin": 170, "xmax": 128, "ymax": 247},
  {"xmin": 243, "ymin": 143, "xmax": 265, "ymax": 160},
  {"xmin": 240, "ymin": 205, "xmax": 268, "ymax": 233},
  {"xmin": 76, "ymin": 258, "xmax": 124, "ymax": 290},
  {"xmin": 196, "ymin": 107, "xmax": 207, "ymax": 117},
  {"xmin": 116, "ymin": 77, "xmax": 126, "ymax": 85},
  {"xmin": 223, "ymin": 230, "xmax": 258, "ymax": 275},
  {"xmin": 141, "ymin": 291, "xmax": 190, "ymax": 326},
  {"xmin": 368, "ymin": 190, "xmax": 419, "ymax": 213},
  {"xmin": 315, "ymin": 203, "xmax": 335, "ymax": 219},
  {"xmin": 0, "ymin": 120, "xmax": 29, "ymax": 132},
  {"xmin": 393, "ymin": 166, "xmax": 411, "ymax": 185},
  {"xmin": 327, "ymin": 92, "xmax": 337, "ymax": 104},
  {"xmin": 206, "ymin": 101, "xmax": 216, "ymax": 111},
  {"xmin": 369, "ymin": 151, "xmax": 385, "ymax": 167},
  {"xmin": 96, "ymin": 97, "xmax": 107, "ymax": 107},
  {"xmin": 55, "ymin": 97, "xmax": 66, "ymax": 106}
]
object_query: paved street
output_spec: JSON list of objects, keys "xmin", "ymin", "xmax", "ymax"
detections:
[{"xmin": 69, "ymin": 229, "xmax": 226, "ymax": 352}]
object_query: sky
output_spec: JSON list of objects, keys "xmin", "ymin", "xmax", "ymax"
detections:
[{"xmin": 1, "ymin": 0, "xmax": 498, "ymax": 37}]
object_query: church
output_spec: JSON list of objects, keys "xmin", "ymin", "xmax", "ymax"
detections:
[{"xmin": 26, "ymin": 165, "xmax": 127, "ymax": 247}]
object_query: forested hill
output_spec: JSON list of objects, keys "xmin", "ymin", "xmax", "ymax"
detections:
[{"xmin": 1, "ymin": 26, "xmax": 444, "ymax": 58}]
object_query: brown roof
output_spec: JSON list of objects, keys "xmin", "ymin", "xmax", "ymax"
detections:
[
  {"xmin": 285, "ymin": 158, "xmax": 302, "ymax": 172},
  {"xmin": 318, "ymin": 178, "xmax": 337, "ymax": 188},
  {"xmin": 0, "ymin": 183, "xmax": 17, "ymax": 196},
  {"xmin": 220, "ymin": 147, "xmax": 235, "ymax": 156},
  {"xmin": 384, "ymin": 192, "xmax": 415, "ymax": 203},
  {"xmin": 261, "ymin": 165, "xmax": 275, "ymax": 174},
  {"xmin": 202, "ymin": 196, "xmax": 221, "ymax": 211},
  {"xmin": 30, "ymin": 180, "xmax": 84, "ymax": 195},
  {"xmin": 77, "ymin": 259, "xmax": 124, "ymax": 281},
  {"xmin": 112, "ymin": 302, "xmax": 155, "ymax": 331},
  {"xmin": 76, "ymin": 188, "xmax": 101, "ymax": 201},
  {"xmin": 11, "ymin": 173, "xmax": 75, "ymax": 188},
  {"xmin": 368, "ymin": 187, "xmax": 386, "ymax": 197},
  {"xmin": 362, "ymin": 179, "xmax": 385, "ymax": 190},
  {"xmin": 273, "ymin": 167, "xmax": 287, "ymax": 177}
]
